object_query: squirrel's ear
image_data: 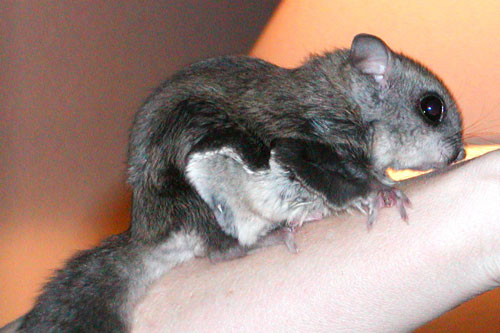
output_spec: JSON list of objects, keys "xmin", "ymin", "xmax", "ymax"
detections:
[{"xmin": 349, "ymin": 34, "xmax": 392, "ymax": 85}]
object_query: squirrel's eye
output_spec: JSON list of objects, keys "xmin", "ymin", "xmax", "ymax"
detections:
[{"xmin": 419, "ymin": 94, "xmax": 445, "ymax": 124}]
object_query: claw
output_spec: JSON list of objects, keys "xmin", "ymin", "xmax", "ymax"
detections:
[
  {"xmin": 396, "ymin": 195, "xmax": 409, "ymax": 223},
  {"xmin": 283, "ymin": 228, "xmax": 298, "ymax": 254},
  {"xmin": 367, "ymin": 207, "xmax": 378, "ymax": 230},
  {"xmin": 251, "ymin": 226, "xmax": 298, "ymax": 254}
]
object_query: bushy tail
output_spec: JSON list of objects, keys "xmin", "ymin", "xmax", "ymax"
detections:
[{"xmin": 18, "ymin": 233, "xmax": 133, "ymax": 332}]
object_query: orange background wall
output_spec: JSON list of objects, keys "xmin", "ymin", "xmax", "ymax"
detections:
[{"xmin": 1, "ymin": 0, "xmax": 499, "ymax": 330}]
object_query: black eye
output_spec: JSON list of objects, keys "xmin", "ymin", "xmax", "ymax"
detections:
[{"xmin": 419, "ymin": 94, "xmax": 445, "ymax": 124}]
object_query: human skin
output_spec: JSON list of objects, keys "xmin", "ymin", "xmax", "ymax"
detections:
[{"xmin": 132, "ymin": 150, "xmax": 500, "ymax": 332}]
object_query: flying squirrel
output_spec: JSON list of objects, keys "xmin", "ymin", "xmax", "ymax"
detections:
[{"xmin": 15, "ymin": 34, "xmax": 464, "ymax": 332}]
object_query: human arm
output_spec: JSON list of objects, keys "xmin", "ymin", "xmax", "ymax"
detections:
[{"xmin": 132, "ymin": 150, "xmax": 500, "ymax": 332}]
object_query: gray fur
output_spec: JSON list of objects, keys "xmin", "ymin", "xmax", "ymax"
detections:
[{"xmin": 16, "ymin": 34, "xmax": 464, "ymax": 332}]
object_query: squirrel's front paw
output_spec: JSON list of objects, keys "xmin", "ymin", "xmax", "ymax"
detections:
[{"xmin": 367, "ymin": 187, "xmax": 412, "ymax": 228}]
